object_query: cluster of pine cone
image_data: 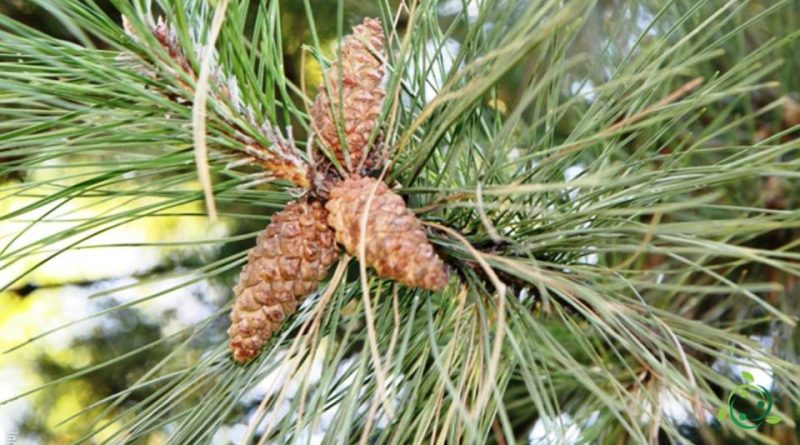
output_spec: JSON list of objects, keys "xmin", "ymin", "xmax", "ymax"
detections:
[{"xmin": 227, "ymin": 18, "xmax": 449, "ymax": 363}]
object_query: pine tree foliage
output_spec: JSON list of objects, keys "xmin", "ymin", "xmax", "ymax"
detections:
[{"xmin": 1, "ymin": 0, "xmax": 799, "ymax": 444}]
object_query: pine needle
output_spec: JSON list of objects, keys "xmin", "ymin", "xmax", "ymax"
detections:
[
  {"xmin": 358, "ymin": 174, "xmax": 397, "ymax": 421},
  {"xmin": 192, "ymin": 0, "xmax": 230, "ymax": 222}
]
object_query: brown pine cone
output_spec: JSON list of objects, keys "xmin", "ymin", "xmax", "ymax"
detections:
[
  {"xmin": 326, "ymin": 176, "xmax": 448, "ymax": 291},
  {"xmin": 310, "ymin": 18, "xmax": 385, "ymax": 172},
  {"xmin": 228, "ymin": 200, "xmax": 338, "ymax": 363}
]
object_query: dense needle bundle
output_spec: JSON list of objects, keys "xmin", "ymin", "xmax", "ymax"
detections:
[
  {"xmin": 228, "ymin": 201, "xmax": 338, "ymax": 363},
  {"xmin": 227, "ymin": 17, "xmax": 447, "ymax": 363},
  {"xmin": 121, "ymin": 15, "xmax": 312, "ymax": 188},
  {"xmin": 6, "ymin": 2, "xmax": 800, "ymax": 444}
]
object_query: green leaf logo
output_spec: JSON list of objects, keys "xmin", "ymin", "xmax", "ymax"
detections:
[
  {"xmin": 765, "ymin": 415, "xmax": 781, "ymax": 425},
  {"xmin": 723, "ymin": 377, "xmax": 775, "ymax": 430}
]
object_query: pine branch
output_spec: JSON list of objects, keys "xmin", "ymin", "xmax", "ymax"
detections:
[
  {"xmin": 1, "ymin": 1, "xmax": 799, "ymax": 444},
  {"xmin": 122, "ymin": 15, "xmax": 311, "ymax": 189}
]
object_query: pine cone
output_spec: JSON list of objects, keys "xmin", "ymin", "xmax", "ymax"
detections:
[
  {"xmin": 310, "ymin": 18, "xmax": 385, "ymax": 172},
  {"xmin": 326, "ymin": 176, "xmax": 448, "ymax": 291},
  {"xmin": 228, "ymin": 200, "xmax": 338, "ymax": 363}
]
